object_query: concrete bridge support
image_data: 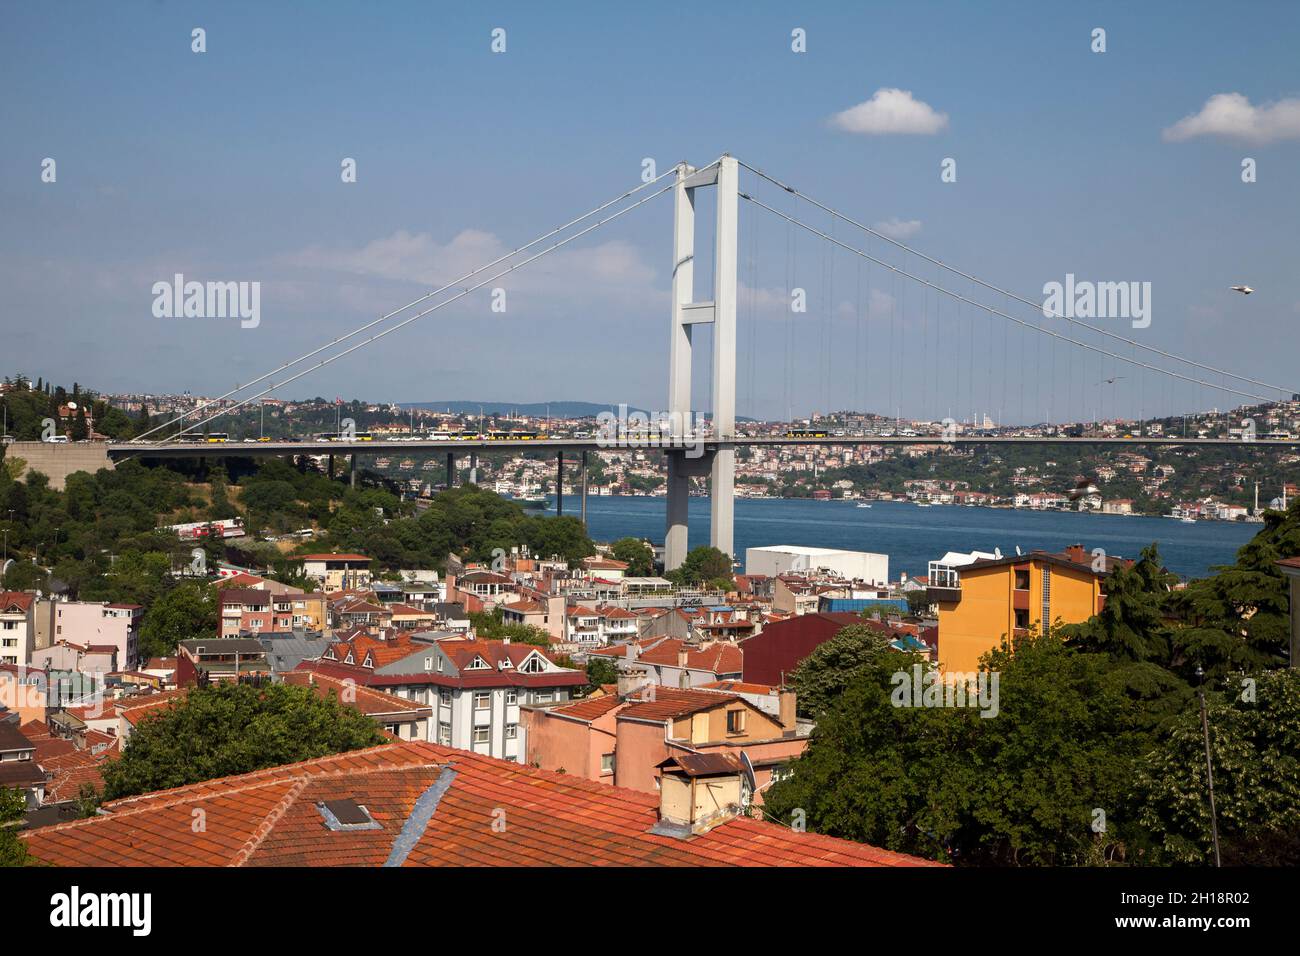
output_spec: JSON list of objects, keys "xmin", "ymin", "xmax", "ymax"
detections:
[
  {"xmin": 3, "ymin": 442, "xmax": 114, "ymax": 491},
  {"xmin": 664, "ymin": 156, "xmax": 738, "ymax": 570}
]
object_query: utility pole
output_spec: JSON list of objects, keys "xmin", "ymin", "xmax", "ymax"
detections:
[{"xmin": 1196, "ymin": 666, "xmax": 1222, "ymax": 867}]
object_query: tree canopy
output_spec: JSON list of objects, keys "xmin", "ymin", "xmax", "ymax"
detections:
[{"xmin": 102, "ymin": 682, "xmax": 388, "ymax": 800}]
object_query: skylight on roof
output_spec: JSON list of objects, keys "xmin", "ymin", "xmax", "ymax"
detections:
[{"xmin": 317, "ymin": 799, "xmax": 381, "ymax": 831}]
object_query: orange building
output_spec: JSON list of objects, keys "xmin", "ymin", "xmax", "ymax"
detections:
[
  {"xmin": 522, "ymin": 681, "xmax": 807, "ymax": 801},
  {"xmin": 928, "ymin": 544, "xmax": 1126, "ymax": 673}
]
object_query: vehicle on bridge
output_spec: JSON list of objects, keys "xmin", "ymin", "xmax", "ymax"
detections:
[
  {"xmin": 316, "ymin": 431, "xmax": 373, "ymax": 441},
  {"xmin": 487, "ymin": 430, "xmax": 541, "ymax": 440},
  {"xmin": 180, "ymin": 432, "xmax": 230, "ymax": 443},
  {"xmin": 785, "ymin": 428, "xmax": 829, "ymax": 438}
]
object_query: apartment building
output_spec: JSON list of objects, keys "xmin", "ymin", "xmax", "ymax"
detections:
[
  {"xmin": 589, "ymin": 637, "xmax": 743, "ymax": 688},
  {"xmin": 523, "ymin": 679, "xmax": 806, "ymax": 797},
  {"xmin": 32, "ymin": 599, "xmax": 141, "ymax": 670},
  {"xmin": 928, "ymin": 544, "xmax": 1127, "ymax": 672},
  {"xmin": 296, "ymin": 636, "xmax": 585, "ymax": 763},
  {"xmin": 301, "ymin": 553, "xmax": 372, "ymax": 591},
  {"xmin": 0, "ymin": 592, "xmax": 36, "ymax": 667},
  {"xmin": 176, "ymin": 638, "xmax": 273, "ymax": 685}
]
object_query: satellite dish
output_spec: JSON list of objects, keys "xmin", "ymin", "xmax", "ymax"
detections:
[
  {"xmin": 739, "ymin": 750, "xmax": 758, "ymax": 797},
  {"xmin": 67, "ymin": 401, "xmax": 77, "ymax": 410},
  {"xmin": 1015, "ymin": 545, "xmax": 1022, "ymax": 556}
]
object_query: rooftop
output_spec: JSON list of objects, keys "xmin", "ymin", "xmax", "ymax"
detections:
[{"xmin": 21, "ymin": 741, "xmax": 940, "ymax": 867}]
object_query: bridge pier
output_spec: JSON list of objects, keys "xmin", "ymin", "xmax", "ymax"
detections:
[
  {"xmin": 469, "ymin": 452, "xmax": 478, "ymax": 485},
  {"xmin": 556, "ymin": 452, "xmax": 563, "ymax": 517},
  {"xmin": 665, "ymin": 449, "xmax": 714, "ymax": 568},
  {"xmin": 580, "ymin": 450, "xmax": 588, "ymax": 528},
  {"xmin": 350, "ymin": 454, "xmax": 357, "ymax": 488},
  {"xmin": 445, "ymin": 452, "xmax": 454, "ymax": 490},
  {"xmin": 663, "ymin": 156, "xmax": 738, "ymax": 570}
]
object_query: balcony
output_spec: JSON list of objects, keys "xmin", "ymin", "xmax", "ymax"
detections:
[{"xmin": 926, "ymin": 584, "xmax": 962, "ymax": 605}]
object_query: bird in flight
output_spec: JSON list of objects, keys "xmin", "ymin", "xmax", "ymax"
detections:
[
  {"xmin": 1230, "ymin": 285, "xmax": 1254, "ymax": 295},
  {"xmin": 1099, "ymin": 376, "xmax": 1125, "ymax": 385}
]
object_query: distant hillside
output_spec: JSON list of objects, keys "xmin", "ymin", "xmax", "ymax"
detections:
[
  {"xmin": 402, "ymin": 400, "xmax": 757, "ymax": 422},
  {"xmin": 401, "ymin": 401, "xmax": 645, "ymax": 419}
]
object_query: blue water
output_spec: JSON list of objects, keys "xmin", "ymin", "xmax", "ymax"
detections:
[{"xmin": 552, "ymin": 495, "xmax": 1258, "ymax": 581}]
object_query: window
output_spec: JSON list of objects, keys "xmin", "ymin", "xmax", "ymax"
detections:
[
  {"xmin": 504, "ymin": 724, "xmax": 518, "ymax": 739},
  {"xmin": 474, "ymin": 692, "xmax": 490, "ymax": 710},
  {"xmin": 1014, "ymin": 569, "xmax": 1030, "ymax": 590},
  {"xmin": 600, "ymin": 753, "xmax": 615, "ymax": 775},
  {"xmin": 473, "ymin": 727, "xmax": 490, "ymax": 744},
  {"xmin": 438, "ymin": 722, "xmax": 451, "ymax": 745},
  {"xmin": 534, "ymin": 690, "xmax": 554, "ymax": 704},
  {"xmin": 520, "ymin": 655, "xmax": 545, "ymax": 674},
  {"xmin": 1014, "ymin": 608, "xmax": 1030, "ymax": 629},
  {"xmin": 439, "ymin": 689, "xmax": 452, "ymax": 706},
  {"xmin": 505, "ymin": 690, "xmax": 517, "ymax": 705},
  {"xmin": 467, "ymin": 656, "xmax": 489, "ymax": 670},
  {"xmin": 424, "ymin": 657, "xmax": 433, "ymax": 671},
  {"xmin": 726, "ymin": 710, "xmax": 746, "ymax": 735}
]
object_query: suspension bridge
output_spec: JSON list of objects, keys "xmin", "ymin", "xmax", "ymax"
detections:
[{"xmin": 59, "ymin": 154, "xmax": 1298, "ymax": 570}]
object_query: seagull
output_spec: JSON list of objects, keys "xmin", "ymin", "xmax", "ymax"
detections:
[
  {"xmin": 1231, "ymin": 285, "xmax": 1254, "ymax": 295},
  {"xmin": 1099, "ymin": 376, "xmax": 1125, "ymax": 386}
]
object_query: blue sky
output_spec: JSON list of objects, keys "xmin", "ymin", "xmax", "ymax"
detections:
[{"xmin": 2, "ymin": 0, "xmax": 1298, "ymax": 424}]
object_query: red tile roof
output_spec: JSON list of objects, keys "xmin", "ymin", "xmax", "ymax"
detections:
[
  {"xmin": 22, "ymin": 742, "xmax": 940, "ymax": 867},
  {"xmin": 0, "ymin": 591, "xmax": 35, "ymax": 612}
]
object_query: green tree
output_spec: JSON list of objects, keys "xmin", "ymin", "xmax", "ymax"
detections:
[
  {"xmin": 789, "ymin": 622, "xmax": 896, "ymax": 718},
  {"xmin": 669, "ymin": 545, "xmax": 733, "ymax": 586},
  {"xmin": 1132, "ymin": 668, "xmax": 1300, "ymax": 865},
  {"xmin": 610, "ymin": 537, "xmax": 655, "ymax": 576},
  {"xmin": 102, "ymin": 682, "xmax": 387, "ymax": 799},
  {"xmin": 0, "ymin": 787, "xmax": 29, "ymax": 867},
  {"xmin": 1168, "ymin": 498, "xmax": 1300, "ymax": 676},
  {"xmin": 766, "ymin": 629, "xmax": 1153, "ymax": 866},
  {"xmin": 138, "ymin": 580, "xmax": 217, "ymax": 659}
]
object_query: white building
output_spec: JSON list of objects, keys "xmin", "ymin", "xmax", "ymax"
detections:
[
  {"xmin": 744, "ymin": 546, "xmax": 889, "ymax": 586},
  {"xmin": 0, "ymin": 592, "xmax": 35, "ymax": 668}
]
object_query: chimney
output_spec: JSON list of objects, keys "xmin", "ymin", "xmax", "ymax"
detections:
[
  {"xmin": 778, "ymin": 687, "xmax": 797, "ymax": 732},
  {"xmin": 617, "ymin": 665, "xmax": 651, "ymax": 699},
  {"xmin": 1064, "ymin": 544, "xmax": 1087, "ymax": 564},
  {"xmin": 677, "ymin": 648, "xmax": 689, "ymax": 668},
  {"xmin": 653, "ymin": 754, "xmax": 746, "ymax": 836}
]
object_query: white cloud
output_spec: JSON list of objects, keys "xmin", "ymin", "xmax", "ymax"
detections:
[
  {"xmin": 830, "ymin": 88, "xmax": 949, "ymax": 136},
  {"xmin": 1162, "ymin": 92, "xmax": 1300, "ymax": 145},
  {"xmin": 287, "ymin": 228, "xmax": 660, "ymax": 306},
  {"xmin": 871, "ymin": 218, "xmax": 923, "ymax": 240}
]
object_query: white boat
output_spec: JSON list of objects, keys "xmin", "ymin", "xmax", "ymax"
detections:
[
  {"xmin": 915, "ymin": 502, "xmax": 931, "ymax": 508},
  {"xmin": 856, "ymin": 503, "xmax": 872, "ymax": 509},
  {"xmin": 1180, "ymin": 515, "xmax": 1197, "ymax": 523}
]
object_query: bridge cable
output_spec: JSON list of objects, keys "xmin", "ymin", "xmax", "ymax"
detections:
[
  {"xmin": 739, "ymin": 192, "xmax": 1280, "ymax": 405},
  {"xmin": 134, "ymin": 161, "xmax": 698, "ymax": 443},
  {"xmin": 737, "ymin": 160, "xmax": 1295, "ymax": 398},
  {"xmin": 151, "ymin": 181, "xmax": 678, "ymax": 443}
]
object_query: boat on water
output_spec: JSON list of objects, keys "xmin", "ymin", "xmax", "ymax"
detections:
[
  {"xmin": 914, "ymin": 502, "xmax": 932, "ymax": 508},
  {"xmin": 856, "ymin": 503, "xmax": 872, "ymax": 509},
  {"xmin": 1180, "ymin": 515, "xmax": 1197, "ymax": 523}
]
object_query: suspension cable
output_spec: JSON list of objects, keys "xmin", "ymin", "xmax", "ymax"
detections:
[
  {"xmin": 740, "ymin": 192, "xmax": 1279, "ymax": 405},
  {"xmin": 137, "ymin": 161, "xmax": 700, "ymax": 442},
  {"xmin": 737, "ymin": 159, "xmax": 1295, "ymax": 397}
]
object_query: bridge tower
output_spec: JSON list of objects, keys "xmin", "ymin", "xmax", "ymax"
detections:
[{"xmin": 665, "ymin": 156, "xmax": 738, "ymax": 571}]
